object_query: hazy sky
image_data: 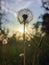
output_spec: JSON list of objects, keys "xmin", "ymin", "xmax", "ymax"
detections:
[{"xmin": 1, "ymin": 0, "xmax": 45, "ymax": 32}]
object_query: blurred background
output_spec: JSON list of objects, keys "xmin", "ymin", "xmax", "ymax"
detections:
[{"xmin": 0, "ymin": 0, "xmax": 49, "ymax": 65}]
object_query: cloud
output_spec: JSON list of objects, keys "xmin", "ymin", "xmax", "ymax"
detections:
[
  {"xmin": 17, "ymin": 1, "xmax": 33, "ymax": 11},
  {"xmin": 2, "ymin": 0, "xmax": 33, "ymax": 17},
  {"xmin": 2, "ymin": 4, "xmax": 17, "ymax": 17},
  {"xmin": 16, "ymin": 0, "xmax": 23, "ymax": 2},
  {"xmin": 1, "ymin": 0, "xmax": 34, "ymax": 19},
  {"xmin": 36, "ymin": 0, "xmax": 42, "ymax": 6},
  {"xmin": 6, "ymin": 0, "xmax": 33, "ymax": 9},
  {"xmin": 12, "ymin": 0, "xmax": 34, "ymax": 12}
]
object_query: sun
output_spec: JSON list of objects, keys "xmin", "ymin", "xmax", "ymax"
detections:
[
  {"xmin": 18, "ymin": 26, "xmax": 24, "ymax": 33},
  {"xmin": 16, "ymin": 24, "xmax": 27, "ymax": 34},
  {"xmin": 7, "ymin": 24, "xmax": 35, "ymax": 41},
  {"xmin": 16, "ymin": 24, "xmax": 34, "ymax": 41}
]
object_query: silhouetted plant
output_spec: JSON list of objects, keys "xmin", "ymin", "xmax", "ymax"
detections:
[
  {"xmin": 33, "ymin": 21, "xmax": 42, "ymax": 34},
  {"xmin": 42, "ymin": 13, "xmax": 49, "ymax": 34},
  {"xmin": 42, "ymin": 0, "xmax": 49, "ymax": 11}
]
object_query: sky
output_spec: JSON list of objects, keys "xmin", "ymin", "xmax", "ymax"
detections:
[{"xmin": 1, "ymin": 0, "xmax": 45, "ymax": 33}]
